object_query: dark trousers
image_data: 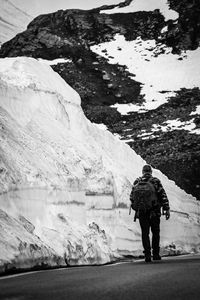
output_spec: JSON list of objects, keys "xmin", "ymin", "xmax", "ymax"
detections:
[{"xmin": 139, "ymin": 211, "xmax": 160, "ymax": 257}]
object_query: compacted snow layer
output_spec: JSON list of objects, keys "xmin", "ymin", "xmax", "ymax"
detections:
[
  {"xmin": 91, "ymin": 35, "xmax": 200, "ymax": 113},
  {"xmin": 0, "ymin": 57, "xmax": 199, "ymax": 272}
]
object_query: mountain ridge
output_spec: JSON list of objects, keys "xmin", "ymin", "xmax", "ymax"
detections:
[{"xmin": 0, "ymin": 0, "xmax": 199, "ymax": 198}]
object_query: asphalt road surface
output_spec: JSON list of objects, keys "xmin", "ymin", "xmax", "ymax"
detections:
[{"xmin": 0, "ymin": 255, "xmax": 200, "ymax": 300}]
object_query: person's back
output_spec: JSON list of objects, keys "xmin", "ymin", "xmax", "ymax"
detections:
[
  {"xmin": 131, "ymin": 173, "xmax": 159, "ymax": 216},
  {"xmin": 130, "ymin": 165, "xmax": 170, "ymax": 262}
]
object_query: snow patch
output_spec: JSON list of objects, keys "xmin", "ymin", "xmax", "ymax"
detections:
[
  {"xmin": 152, "ymin": 119, "xmax": 200, "ymax": 135},
  {"xmin": 38, "ymin": 58, "xmax": 72, "ymax": 66},
  {"xmin": 138, "ymin": 119, "xmax": 200, "ymax": 139},
  {"xmin": 94, "ymin": 123, "xmax": 108, "ymax": 131},
  {"xmin": 191, "ymin": 105, "xmax": 200, "ymax": 116},
  {"xmin": 91, "ymin": 35, "xmax": 200, "ymax": 112},
  {"xmin": 100, "ymin": 0, "xmax": 179, "ymax": 21},
  {"xmin": 111, "ymin": 102, "xmax": 145, "ymax": 114}
]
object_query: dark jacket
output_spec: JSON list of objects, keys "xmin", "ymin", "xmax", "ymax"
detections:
[{"xmin": 130, "ymin": 173, "xmax": 170, "ymax": 217}]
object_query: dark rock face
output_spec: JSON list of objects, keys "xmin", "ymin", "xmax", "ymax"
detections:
[
  {"xmin": 52, "ymin": 54, "xmax": 142, "ymax": 110},
  {"xmin": 0, "ymin": 5, "xmax": 165, "ymax": 59},
  {"xmin": 123, "ymin": 88, "xmax": 200, "ymax": 198},
  {"xmin": 0, "ymin": 0, "xmax": 199, "ymax": 199},
  {"xmin": 165, "ymin": 0, "xmax": 200, "ymax": 52}
]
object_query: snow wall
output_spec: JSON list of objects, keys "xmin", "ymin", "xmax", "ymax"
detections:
[{"xmin": 0, "ymin": 57, "xmax": 199, "ymax": 273}]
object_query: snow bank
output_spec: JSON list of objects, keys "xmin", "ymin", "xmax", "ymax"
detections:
[{"xmin": 0, "ymin": 57, "xmax": 199, "ymax": 273}]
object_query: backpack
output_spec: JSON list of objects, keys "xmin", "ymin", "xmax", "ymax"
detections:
[{"xmin": 131, "ymin": 178, "xmax": 158, "ymax": 212}]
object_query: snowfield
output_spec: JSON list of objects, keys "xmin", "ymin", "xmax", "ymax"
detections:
[
  {"xmin": 91, "ymin": 35, "xmax": 200, "ymax": 115},
  {"xmin": 0, "ymin": 57, "xmax": 199, "ymax": 273}
]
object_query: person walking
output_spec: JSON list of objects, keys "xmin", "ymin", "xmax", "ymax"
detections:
[{"xmin": 130, "ymin": 164, "xmax": 170, "ymax": 262}]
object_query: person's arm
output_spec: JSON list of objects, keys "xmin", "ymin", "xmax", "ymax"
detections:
[
  {"xmin": 130, "ymin": 178, "xmax": 140, "ymax": 220},
  {"xmin": 154, "ymin": 178, "xmax": 170, "ymax": 219},
  {"xmin": 130, "ymin": 178, "xmax": 139, "ymax": 203}
]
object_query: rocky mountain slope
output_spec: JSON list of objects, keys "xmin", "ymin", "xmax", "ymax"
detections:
[
  {"xmin": 0, "ymin": 57, "xmax": 199, "ymax": 273},
  {"xmin": 0, "ymin": 0, "xmax": 199, "ymax": 198}
]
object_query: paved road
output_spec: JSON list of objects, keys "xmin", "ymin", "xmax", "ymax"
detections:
[{"xmin": 0, "ymin": 255, "xmax": 200, "ymax": 300}]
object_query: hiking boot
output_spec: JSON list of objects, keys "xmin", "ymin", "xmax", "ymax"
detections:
[
  {"xmin": 153, "ymin": 255, "xmax": 161, "ymax": 261},
  {"xmin": 145, "ymin": 256, "xmax": 152, "ymax": 263}
]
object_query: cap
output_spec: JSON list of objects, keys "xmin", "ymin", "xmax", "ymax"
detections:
[{"xmin": 142, "ymin": 164, "xmax": 152, "ymax": 174}]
